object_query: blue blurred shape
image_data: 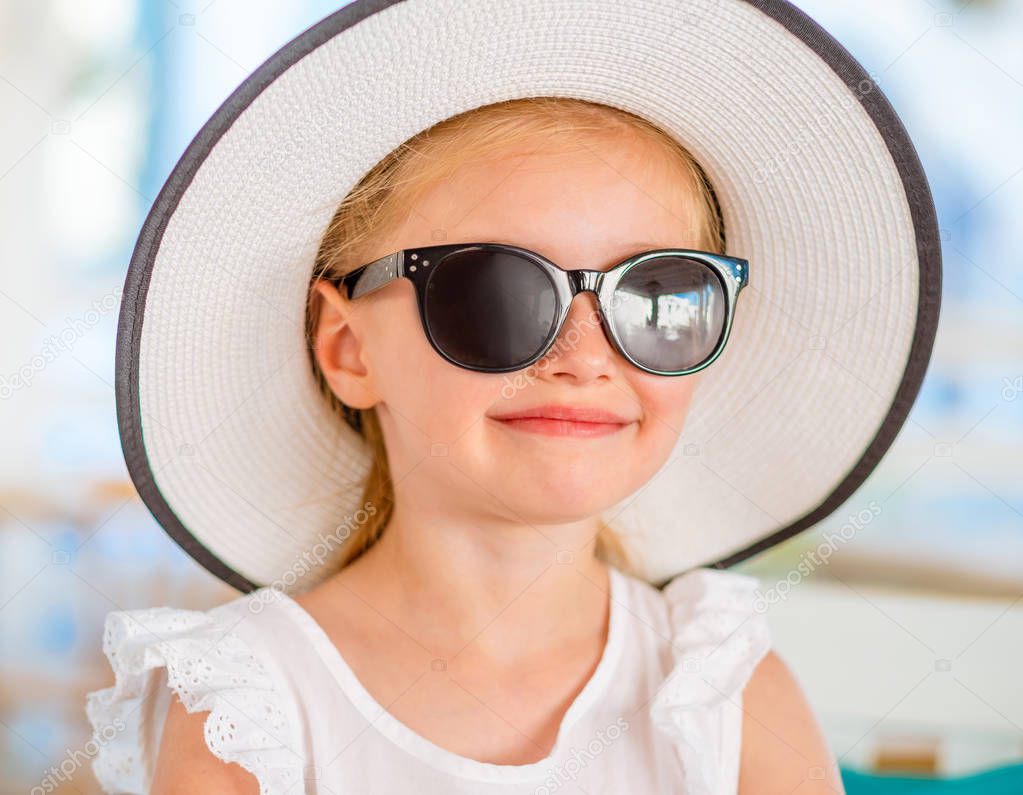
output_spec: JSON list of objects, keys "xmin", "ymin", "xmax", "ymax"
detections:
[
  {"xmin": 842, "ymin": 761, "xmax": 1023, "ymax": 793},
  {"xmin": 36, "ymin": 602, "xmax": 77, "ymax": 655}
]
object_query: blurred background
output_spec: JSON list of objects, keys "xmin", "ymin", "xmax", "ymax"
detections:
[{"xmin": 1, "ymin": 0, "xmax": 1020, "ymax": 792}]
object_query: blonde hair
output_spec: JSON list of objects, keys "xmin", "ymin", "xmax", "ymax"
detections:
[{"xmin": 305, "ymin": 96, "xmax": 726, "ymax": 575}]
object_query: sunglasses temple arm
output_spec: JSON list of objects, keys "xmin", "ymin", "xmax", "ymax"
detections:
[{"xmin": 343, "ymin": 251, "xmax": 404, "ymax": 299}]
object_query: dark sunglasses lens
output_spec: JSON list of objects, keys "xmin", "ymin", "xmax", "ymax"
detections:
[
  {"xmin": 610, "ymin": 256, "xmax": 726, "ymax": 373},
  {"xmin": 424, "ymin": 249, "xmax": 558, "ymax": 370}
]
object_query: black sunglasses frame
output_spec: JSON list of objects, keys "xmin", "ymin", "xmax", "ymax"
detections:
[{"xmin": 330, "ymin": 242, "xmax": 749, "ymax": 376}]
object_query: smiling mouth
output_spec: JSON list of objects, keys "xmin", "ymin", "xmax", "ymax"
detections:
[{"xmin": 489, "ymin": 415, "xmax": 634, "ymax": 438}]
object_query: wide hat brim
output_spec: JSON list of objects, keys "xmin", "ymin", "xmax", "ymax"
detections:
[{"xmin": 117, "ymin": 0, "xmax": 941, "ymax": 594}]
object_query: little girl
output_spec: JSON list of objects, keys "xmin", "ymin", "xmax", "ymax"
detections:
[{"xmin": 85, "ymin": 2, "xmax": 941, "ymax": 794}]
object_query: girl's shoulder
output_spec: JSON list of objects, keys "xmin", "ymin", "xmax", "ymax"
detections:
[
  {"xmin": 613, "ymin": 565, "xmax": 772, "ymax": 795},
  {"xmin": 84, "ymin": 586, "xmax": 308, "ymax": 795},
  {"xmin": 614, "ymin": 563, "xmax": 771, "ymax": 669}
]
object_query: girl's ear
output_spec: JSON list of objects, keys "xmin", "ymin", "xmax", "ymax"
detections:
[{"xmin": 310, "ymin": 280, "xmax": 381, "ymax": 410}]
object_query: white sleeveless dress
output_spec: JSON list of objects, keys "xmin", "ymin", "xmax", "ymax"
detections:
[{"xmin": 85, "ymin": 565, "xmax": 770, "ymax": 794}]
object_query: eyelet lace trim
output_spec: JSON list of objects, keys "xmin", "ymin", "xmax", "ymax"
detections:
[
  {"xmin": 649, "ymin": 567, "xmax": 771, "ymax": 795},
  {"xmin": 84, "ymin": 603, "xmax": 303, "ymax": 794}
]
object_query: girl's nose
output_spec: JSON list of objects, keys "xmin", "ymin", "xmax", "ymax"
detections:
[{"xmin": 539, "ymin": 291, "xmax": 618, "ymax": 380}]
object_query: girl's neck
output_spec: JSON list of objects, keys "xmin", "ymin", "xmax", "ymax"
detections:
[{"xmin": 332, "ymin": 505, "xmax": 611, "ymax": 664}]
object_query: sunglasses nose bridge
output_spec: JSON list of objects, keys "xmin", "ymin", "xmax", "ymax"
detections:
[
  {"xmin": 566, "ymin": 268, "xmax": 602, "ymax": 296},
  {"xmin": 562, "ymin": 269, "xmax": 611, "ymax": 332}
]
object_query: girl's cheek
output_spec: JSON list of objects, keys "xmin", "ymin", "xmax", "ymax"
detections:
[
  {"xmin": 414, "ymin": 368, "xmax": 492, "ymax": 430},
  {"xmin": 642, "ymin": 381, "xmax": 698, "ymax": 431}
]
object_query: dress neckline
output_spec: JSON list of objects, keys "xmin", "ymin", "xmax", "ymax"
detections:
[{"xmin": 270, "ymin": 564, "xmax": 628, "ymax": 783}]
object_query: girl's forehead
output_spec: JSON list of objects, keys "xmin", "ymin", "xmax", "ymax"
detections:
[
  {"xmin": 419, "ymin": 129, "xmax": 676, "ymax": 189},
  {"xmin": 396, "ymin": 137, "xmax": 705, "ymax": 252},
  {"xmin": 411, "ymin": 170, "xmax": 698, "ymax": 235}
]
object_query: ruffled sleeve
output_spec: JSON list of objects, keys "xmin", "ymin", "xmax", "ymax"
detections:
[
  {"xmin": 649, "ymin": 567, "xmax": 771, "ymax": 795},
  {"xmin": 84, "ymin": 600, "xmax": 305, "ymax": 794}
]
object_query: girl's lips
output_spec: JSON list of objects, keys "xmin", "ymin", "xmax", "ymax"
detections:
[
  {"xmin": 489, "ymin": 403, "xmax": 632, "ymax": 424},
  {"xmin": 492, "ymin": 416, "xmax": 632, "ymax": 438},
  {"xmin": 488, "ymin": 405, "xmax": 636, "ymax": 438}
]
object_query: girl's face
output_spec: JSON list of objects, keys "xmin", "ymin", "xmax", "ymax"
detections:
[{"xmin": 314, "ymin": 130, "xmax": 707, "ymax": 528}]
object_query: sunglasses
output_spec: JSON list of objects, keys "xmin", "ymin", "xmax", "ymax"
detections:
[{"xmin": 330, "ymin": 242, "xmax": 749, "ymax": 376}]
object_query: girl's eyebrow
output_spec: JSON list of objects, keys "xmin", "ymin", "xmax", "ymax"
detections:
[{"xmin": 485, "ymin": 239, "xmax": 670, "ymax": 256}]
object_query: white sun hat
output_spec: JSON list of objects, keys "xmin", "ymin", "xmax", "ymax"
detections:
[{"xmin": 116, "ymin": 0, "xmax": 941, "ymax": 594}]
